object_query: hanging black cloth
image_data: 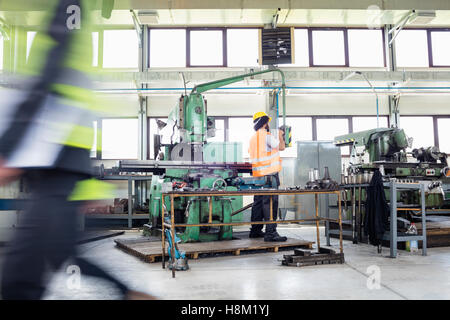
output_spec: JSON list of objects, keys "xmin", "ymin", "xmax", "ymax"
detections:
[{"xmin": 364, "ymin": 170, "xmax": 390, "ymax": 246}]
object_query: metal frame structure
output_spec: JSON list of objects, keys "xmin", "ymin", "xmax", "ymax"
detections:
[
  {"xmin": 385, "ymin": 180, "xmax": 427, "ymax": 258},
  {"xmin": 85, "ymin": 175, "xmax": 152, "ymax": 228},
  {"xmin": 327, "ymin": 180, "xmax": 427, "ymax": 258},
  {"xmin": 161, "ymin": 189, "xmax": 343, "ymax": 278}
]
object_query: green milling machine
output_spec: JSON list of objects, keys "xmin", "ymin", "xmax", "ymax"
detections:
[
  {"xmin": 334, "ymin": 127, "xmax": 450, "ymax": 208},
  {"xmin": 119, "ymin": 69, "xmax": 290, "ymax": 242}
]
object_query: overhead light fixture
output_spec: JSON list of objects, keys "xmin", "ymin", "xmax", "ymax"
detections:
[
  {"xmin": 389, "ymin": 10, "xmax": 436, "ymax": 45},
  {"xmin": 409, "ymin": 10, "xmax": 436, "ymax": 25},
  {"xmin": 137, "ymin": 10, "xmax": 159, "ymax": 24}
]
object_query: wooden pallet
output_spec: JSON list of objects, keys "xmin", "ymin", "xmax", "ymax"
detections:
[
  {"xmin": 282, "ymin": 247, "xmax": 345, "ymax": 267},
  {"xmin": 115, "ymin": 237, "xmax": 314, "ymax": 263}
]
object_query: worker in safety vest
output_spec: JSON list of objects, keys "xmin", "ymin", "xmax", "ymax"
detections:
[
  {"xmin": 0, "ymin": 0, "xmax": 155, "ymax": 300},
  {"xmin": 248, "ymin": 112, "xmax": 287, "ymax": 242}
]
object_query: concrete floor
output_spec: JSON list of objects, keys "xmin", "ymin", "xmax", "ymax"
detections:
[{"xmin": 1, "ymin": 225, "xmax": 450, "ymax": 300}]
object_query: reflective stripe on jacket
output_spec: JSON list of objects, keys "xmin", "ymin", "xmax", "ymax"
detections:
[
  {"xmin": 1, "ymin": 0, "xmax": 102, "ymax": 169},
  {"xmin": 248, "ymin": 129, "xmax": 282, "ymax": 177}
]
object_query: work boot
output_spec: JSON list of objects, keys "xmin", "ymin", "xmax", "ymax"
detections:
[
  {"xmin": 249, "ymin": 230, "xmax": 265, "ymax": 238},
  {"xmin": 125, "ymin": 290, "xmax": 158, "ymax": 300},
  {"xmin": 264, "ymin": 232, "xmax": 287, "ymax": 242}
]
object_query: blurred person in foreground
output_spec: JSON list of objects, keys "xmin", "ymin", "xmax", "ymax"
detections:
[{"xmin": 0, "ymin": 0, "xmax": 156, "ymax": 300}]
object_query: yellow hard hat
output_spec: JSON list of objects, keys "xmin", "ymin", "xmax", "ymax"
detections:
[{"xmin": 253, "ymin": 111, "xmax": 272, "ymax": 122}]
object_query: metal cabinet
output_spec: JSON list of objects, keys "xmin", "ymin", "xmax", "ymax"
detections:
[{"xmin": 293, "ymin": 141, "xmax": 341, "ymax": 220}]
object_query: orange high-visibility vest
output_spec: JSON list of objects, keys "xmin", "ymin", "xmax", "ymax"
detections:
[{"xmin": 248, "ymin": 129, "xmax": 282, "ymax": 177}]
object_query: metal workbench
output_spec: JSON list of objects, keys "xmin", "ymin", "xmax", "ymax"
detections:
[
  {"xmin": 327, "ymin": 180, "xmax": 427, "ymax": 258},
  {"xmin": 161, "ymin": 188, "xmax": 344, "ymax": 278}
]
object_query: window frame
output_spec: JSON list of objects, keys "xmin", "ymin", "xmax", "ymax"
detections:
[
  {"xmin": 148, "ymin": 27, "xmax": 187, "ymax": 68},
  {"xmin": 226, "ymin": 27, "xmax": 261, "ymax": 67},
  {"xmin": 309, "ymin": 27, "xmax": 349, "ymax": 67},
  {"xmin": 427, "ymin": 28, "xmax": 450, "ymax": 68},
  {"xmin": 100, "ymin": 117, "xmax": 140, "ymax": 160},
  {"xmin": 346, "ymin": 27, "xmax": 387, "ymax": 68},
  {"xmin": 186, "ymin": 27, "xmax": 227, "ymax": 67},
  {"xmin": 101, "ymin": 27, "xmax": 140, "ymax": 70},
  {"xmin": 435, "ymin": 115, "xmax": 450, "ymax": 152}
]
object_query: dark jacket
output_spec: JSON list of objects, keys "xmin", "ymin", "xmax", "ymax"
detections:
[{"xmin": 364, "ymin": 170, "xmax": 390, "ymax": 246}]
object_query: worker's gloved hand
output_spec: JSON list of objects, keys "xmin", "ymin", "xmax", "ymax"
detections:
[{"xmin": 0, "ymin": 159, "xmax": 23, "ymax": 186}]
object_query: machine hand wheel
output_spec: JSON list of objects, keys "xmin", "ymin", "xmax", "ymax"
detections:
[{"xmin": 212, "ymin": 178, "xmax": 227, "ymax": 191}]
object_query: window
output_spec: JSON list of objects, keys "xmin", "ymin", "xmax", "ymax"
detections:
[
  {"xmin": 92, "ymin": 32, "xmax": 99, "ymax": 67},
  {"xmin": 430, "ymin": 31, "xmax": 450, "ymax": 67},
  {"xmin": 189, "ymin": 29, "xmax": 224, "ymax": 66},
  {"xmin": 101, "ymin": 119, "xmax": 138, "ymax": 159},
  {"xmin": 149, "ymin": 118, "xmax": 168, "ymax": 159},
  {"xmin": 438, "ymin": 118, "xmax": 450, "ymax": 153},
  {"xmin": 207, "ymin": 118, "xmax": 225, "ymax": 142},
  {"xmin": 90, "ymin": 121, "xmax": 98, "ymax": 158},
  {"xmin": 227, "ymin": 29, "xmax": 259, "ymax": 67},
  {"xmin": 292, "ymin": 29, "xmax": 309, "ymax": 67},
  {"xmin": 348, "ymin": 29, "xmax": 384, "ymax": 67},
  {"xmin": 311, "ymin": 30, "xmax": 346, "ymax": 66},
  {"xmin": 316, "ymin": 118, "xmax": 349, "ymax": 155},
  {"xmin": 103, "ymin": 30, "xmax": 139, "ymax": 68},
  {"xmin": 284, "ymin": 29, "xmax": 309, "ymax": 67},
  {"xmin": 352, "ymin": 116, "xmax": 388, "ymax": 132},
  {"xmin": 395, "ymin": 30, "xmax": 429, "ymax": 68},
  {"xmin": 150, "ymin": 29, "xmax": 186, "ymax": 67},
  {"xmin": 228, "ymin": 117, "xmax": 253, "ymax": 158},
  {"xmin": 26, "ymin": 31, "xmax": 36, "ymax": 62},
  {"xmin": 282, "ymin": 117, "xmax": 313, "ymax": 157},
  {"xmin": 400, "ymin": 116, "xmax": 434, "ymax": 150}
]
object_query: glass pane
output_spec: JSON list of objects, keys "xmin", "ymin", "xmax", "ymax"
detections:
[
  {"xmin": 312, "ymin": 30, "xmax": 345, "ymax": 66},
  {"xmin": 207, "ymin": 119, "xmax": 225, "ymax": 142},
  {"xmin": 190, "ymin": 30, "xmax": 223, "ymax": 66},
  {"xmin": 438, "ymin": 118, "xmax": 450, "ymax": 153},
  {"xmin": 293, "ymin": 29, "xmax": 309, "ymax": 66},
  {"xmin": 395, "ymin": 30, "xmax": 429, "ymax": 68},
  {"xmin": 227, "ymin": 29, "xmax": 259, "ymax": 67},
  {"xmin": 400, "ymin": 117, "xmax": 434, "ymax": 150},
  {"xmin": 103, "ymin": 30, "xmax": 139, "ymax": 68},
  {"xmin": 316, "ymin": 118, "xmax": 349, "ymax": 155},
  {"xmin": 149, "ymin": 118, "xmax": 168, "ymax": 159},
  {"xmin": 102, "ymin": 119, "xmax": 138, "ymax": 159},
  {"xmin": 282, "ymin": 117, "xmax": 312, "ymax": 157},
  {"xmin": 431, "ymin": 31, "xmax": 450, "ymax": 66},
  {"xmin": 90, "ymin": 121, "xmax": 97, "ymax": 158},
  {"xmin": 228, "ymin": 117, "xmax": 254, "ymax": 159},
  {"xmin": 92, "ymin": 32, "xmax": 98, "ymax": 67},
  {"xmin": 150, "ymin": 29, "xmax": 186, "ymax": 67},
  {"xmin": 26, "ymin": 31, "xmax": 36, "ymax": 62},
  {"xmin": 352, "ymin": 116, "xmax": 388, "ymax": 132},
  {"xmin": 348, "ymin": 29, "xmax": 384, "ymax": 67}
]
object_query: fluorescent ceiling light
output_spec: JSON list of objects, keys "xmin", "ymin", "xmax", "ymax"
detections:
[{"xmin": 138, "ymin": 11, "xmax": 159, "ymax": 24}]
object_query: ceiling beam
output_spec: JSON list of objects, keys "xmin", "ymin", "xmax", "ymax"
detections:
[
  {"xmin": 113, "ymin": 0, "xmax": 450, "ymax": 11},
  {"xmin": 2, "ymin": 0, "xmax": 450, "ymax": 11}
]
